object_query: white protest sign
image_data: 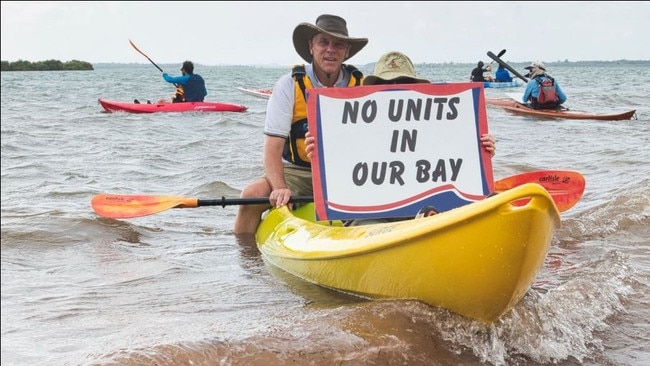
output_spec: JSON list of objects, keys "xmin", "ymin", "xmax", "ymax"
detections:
[{"xmin": 308, "ymin": 83, "xmax": 493, "ymax": 221}]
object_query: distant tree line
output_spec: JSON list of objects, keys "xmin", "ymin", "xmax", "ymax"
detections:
[{"xmin": 1, "ymin": 59, "xmax": 94, "ymax": 71}]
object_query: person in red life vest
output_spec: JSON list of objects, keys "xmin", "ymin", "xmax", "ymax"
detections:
[
  {"xmin": 233, "ymin": 14, "xmax": 368, "ymax": 235},
  {"xmin": 522, "ymin": 61, "xmax": 567, "ymax": 109}
]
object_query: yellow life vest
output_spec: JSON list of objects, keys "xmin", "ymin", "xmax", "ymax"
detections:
[
  {"xmin": 172, "ymin": 85, "xmax": 185, "ymax": 103},
  {"xmin": 283, "ymin": 64, "xmax": 364, "ymax": 167}
]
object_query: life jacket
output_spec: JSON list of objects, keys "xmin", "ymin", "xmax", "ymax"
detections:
[
  {"xmin": 533, "ymin": 75, "xmax": 559, "ymax": 109},
  {"xmin": 173, "ymin": 74, "xmax": 206, "ymax": 103},
  {"xmin": 172, "ymin": 86, "xmax": 185, "ymax": 103},
  {"xmin": 283, "ymin": 64, "xmax": 363, "ymax": 167}
]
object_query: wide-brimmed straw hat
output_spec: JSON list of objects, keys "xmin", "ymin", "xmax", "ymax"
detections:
[
  {"xmin": 363, "ymin": 51, "xmax": 430, "ymax": 85},
  {"xmin": 524, "ymin": 61, "xmax": 547, "ymax": 78},
  {"xmin": 292, "ymin": 14, "xmax": 368, "ymax": 63}
]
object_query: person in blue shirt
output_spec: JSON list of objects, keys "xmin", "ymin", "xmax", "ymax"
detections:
[
  {"xmin": 521, "ymin": 61, "xmax": 567, "ymax": 109},
  {"xmin": 494, "ymin": 64, "xmax": 513, "ymax": 82},
  {"xmin": 158, "ymin": 61, "xmax": 207, "ymax": 103}
]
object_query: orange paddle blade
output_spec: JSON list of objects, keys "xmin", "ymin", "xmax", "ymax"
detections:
[
  {"xmin": 128, "ymin": 39, "xmax": 164, "ymax": 73},
  {"xmin": 494, "ymin": 170, "xmax": 585, "ymax": 212},
  {"xmin": 91, "ymin": 194, "xmax": 198, "ymax": 219},
  {"xmin": 128, "ymin": 39, "xmax": 146, "ymax": 57}
]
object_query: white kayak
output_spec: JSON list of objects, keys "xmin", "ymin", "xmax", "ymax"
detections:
[{"xmin": 236, "ymin": 87, "xmax": 272, "ymax": 99}]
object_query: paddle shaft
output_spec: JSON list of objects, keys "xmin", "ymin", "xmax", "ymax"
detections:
[
  {"xmin": 487, "ymin": 51, "xmax": 529, "ymax": 83},
  {"xmin": 198, "ymin": 196, "xmax": 313, "ymax": 207}
]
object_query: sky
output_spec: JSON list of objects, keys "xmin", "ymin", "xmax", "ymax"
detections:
[{"xmin": 2, "ymin": 1, "xmax": 649, "ymax": 66}]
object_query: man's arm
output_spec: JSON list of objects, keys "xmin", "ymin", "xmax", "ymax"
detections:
[
  {"xmin": 555, "ymin": 82, "xmax": 568, "ymax": 104},
  {"xmin": 162, "ymin": 73, "xmax": 191, "ymax": 84},
  {"xmin": 522, "ymin": 83, "xmax": 534, "ymax": 103}
]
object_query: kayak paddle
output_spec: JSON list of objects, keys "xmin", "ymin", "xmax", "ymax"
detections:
[
  {"xmin": 494, "ymin": 170, "xmax": 585, "ymax": 211},
  {"xmin": 488, "ymin": 49, "xmax": 506, "ymax": 66},
  {"xmin": 129, "ymin": 39, "xmax": 164, "ymax": 73},
  {"xmin": 487, "ymin": 50, "xmax": 529, "ymax": 83},
  {"xmin": 91, "ymin": 170, "xmax": 585, "ymax": 219},
  {"xmin": 129, "ymin": 39, "xmax": 180, "ymax": 89},
  {"xmin": 90, "ymin": 195, "xmax": 314, "ymax": 220}
]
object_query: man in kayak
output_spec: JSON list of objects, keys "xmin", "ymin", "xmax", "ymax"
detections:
[
  {"xmin": 304, "ymin": 51, "xmax": 497, "ymax": 224},
  {"xmin": 470, "ymin": 61, "xmax": 493, "ymax": 82},
  {"xmin": 157, "ymin": 61, "xmax": 207, "ymax": 103},
  {"xmin": 521, "ymin": 61, "xmax": 567, "ymax": 109},
  {"xmin": 233, "ymin": 14, "xmax": 368, "ymax": 235}
]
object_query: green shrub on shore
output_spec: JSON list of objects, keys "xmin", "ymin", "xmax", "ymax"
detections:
[{"xmin": 1, "ymin": 59, "xmax": 93, "ymax": 71}]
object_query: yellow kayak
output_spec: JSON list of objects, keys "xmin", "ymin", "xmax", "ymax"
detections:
[{"xmin": 256, "ymin": 183, "xmax": 561, "ymax": 323}]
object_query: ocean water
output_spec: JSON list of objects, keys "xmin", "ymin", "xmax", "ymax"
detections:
[{"xmin": 1, "ymin": 61, "xmax": 649, "ymax": 366}]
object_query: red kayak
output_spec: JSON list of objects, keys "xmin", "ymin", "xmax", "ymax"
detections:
[
  {"xmin": 485, "ymin": 97, "xmax": 636, "ymax": 121},
  {"xmin": 98, "ymin": 99, "xmax": 248, "ymax": 113}
]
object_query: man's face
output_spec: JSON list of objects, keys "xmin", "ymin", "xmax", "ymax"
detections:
[{"xmin": 309, "ymin": 34, "xmax": 350, "ymax": 75}]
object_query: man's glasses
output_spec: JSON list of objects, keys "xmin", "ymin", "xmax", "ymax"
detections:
[{"xmin": 313, "ymin": 37, "xmax": 349, "ymax": 51}]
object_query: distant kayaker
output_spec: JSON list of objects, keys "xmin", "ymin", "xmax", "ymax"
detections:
[
  {"xmin": 522, "ymin": 61, "xmax": 567, "ymax": 109},
  {"xmin": 233, "ymin": 14, "xmax": 368, "ymax": 235},
  {"xmin": 494, "ymin": 64, "xmax": 513, "ymax": 82},
  {"xmin": 470, "ymin": 61, "xmax": 493, "ymax": 82},
  {"xmin": 157, "ymin": 61, "xmax": 207, "ymax": 103}
]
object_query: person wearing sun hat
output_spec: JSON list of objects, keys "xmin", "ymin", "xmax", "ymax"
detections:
[
  {"xmin": 521, "ymin": 61, "xmax": 567, "ymax": 109},
  {"xmin": 292, "ymin": 14, "xmax": 368, "ymax": 66},
  {"xmin": 359, "ymin": 51, "xmax": 494, "ymax": 155},
  {"xmin": 234, "ymin": 14, "xmax": 368, "ymax": 235},
  {"xmin": 307, "ymin": 51, "xmax": 495, "ymax": 162},
  {"xmin": 303, "ymin": 51, "xmax": 497, "ymax": 226},
  {"xmin": 362, "ymin": 51, "xmax": 430, "ymax": 85}
]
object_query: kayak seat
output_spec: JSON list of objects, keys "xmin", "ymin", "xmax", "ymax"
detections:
[
  {"xmin": 415, "ymin": 205, "xmax": 439, "ymax": 219},
  {"xmin": 343, "ymin": 204, "xmax": 440, "ymax": 226}
]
